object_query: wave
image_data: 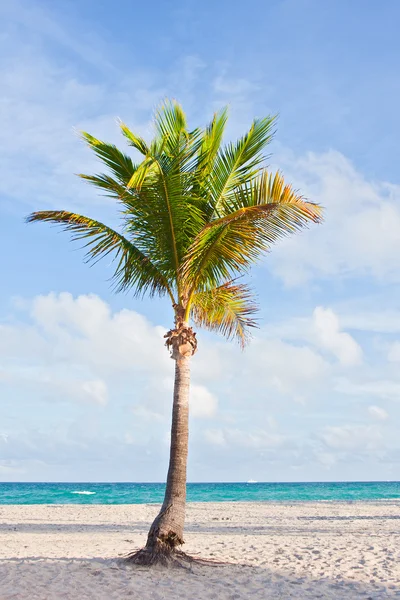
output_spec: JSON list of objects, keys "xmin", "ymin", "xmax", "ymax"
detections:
[{"xmin": 71, "ymin": 491, "xmax": 96, "ymax": 495}]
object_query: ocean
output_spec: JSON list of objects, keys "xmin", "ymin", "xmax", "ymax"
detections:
[{"xmin": 0, "ymin": 481, "xmax": 399, "ymax": 504}]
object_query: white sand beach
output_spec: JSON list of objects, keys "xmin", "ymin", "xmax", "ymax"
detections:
[{"xmin": 0, "ymin": 501, "xmax": 399, "ymax": 599}]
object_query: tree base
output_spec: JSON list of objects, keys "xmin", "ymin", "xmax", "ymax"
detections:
[
  {"xmin": 124, "ymin": 541, "xmax": 226, "ymax": 568},
  {"xmin": 124, "ymin": 545, "xmax": 194, "ymax": 568}
]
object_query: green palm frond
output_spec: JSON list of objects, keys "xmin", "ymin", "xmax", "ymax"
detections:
[
  {"xmin": 125, "ymin": 167, "xmax": 206, "ymax": 281},
  {"xmin": 154, "ymin": 99, "xmax": 187, "ymax": 153},
  {"xmin": 192, "ymin": 107, "xmax": 228, "ymax": 212},
  {"xmin": 221, "ymin": 169, "xmax": 320, "ymax": 214},
  {"xmin": 203, "ymin": 116, "xmax": 276, "ymax": 218},
  {"xmin": 181, "ymin": 170, "xmax": 322, "ymax": 292},
  {"xmin": 80, "ymin": 132, "xmax": 137, "ymax": 185},
  {"xmin": 126, "ymin": 155, "xmax": 157, "ymax": 190},
  {"xmin": 152, "ymin": 100, "xmax": 204, "ymax": 169},
  {"xmin": 119, "ymin": 122, "xmax": 150, "ymax": 156},
  {"xmin": 196, "ymin": 107, "xmax": 228, "ymax": 178},
  {"xmin": 26, "ymin": 211, "xmax": 174, "ymax": 299},
  {"xmin": 191, "ymin": 281, "xmax": 258, "ymax": 347},
  {"xmin": 78, "ymin": 173, "xmax": 129, "ymax": 200}
]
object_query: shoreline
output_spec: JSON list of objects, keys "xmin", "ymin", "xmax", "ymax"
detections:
[
  {"xmin": 1, "ymin": 501, "xmax": 399, "ymax": 598},
  {"xmin": 1, "ymin": 498, "xmax": 400, "ymax": 506}
]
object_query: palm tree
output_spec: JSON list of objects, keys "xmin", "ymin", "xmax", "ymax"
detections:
[{"xmin": 27, "ymin": 100, "xmax": 322, "ymax": 565}]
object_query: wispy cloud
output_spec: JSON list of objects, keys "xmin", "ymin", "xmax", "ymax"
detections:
[
  {"xmin": 1, "ymin": 0, "xmax": 115, "ymax": 72},
  {"xmin": 268, "ymin": 150, "xmax": 400, "ymax": 285}
]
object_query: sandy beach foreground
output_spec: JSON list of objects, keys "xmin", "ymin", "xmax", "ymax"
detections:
[{"xmin": 0, "ymin": 502, "xmax": 399, "ymax": 599}]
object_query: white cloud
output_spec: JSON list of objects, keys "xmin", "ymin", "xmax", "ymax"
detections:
[
  {"xmin": 257, "ymin": 306, "xmax": 363, "ymax": 370},
  {"xmin": 313, "ymin": 307, "xmax": 362, "ymax": 366},
  {"xmin": 1, "ymin": 292, "xmax": 221, "ymax": 418},
  {"xmin": 26, "ymin": 292, "xmax": 170, "ymax": 375},
  {"xmin": 341, "ymin": 311, "xmax": 400, "ymax": 334},
  {"xmin": 319, "ymin": 424, "xmax": 382, "ymax": 452},
  {"xmin": 336, "ymin": 379, "xmax": 400, "ymax": 401},
  {"xmin": 248, "ymin": 337, "xmax": 328, "ymax": 401},
  {"xmin": 6, "ymin": 291, "xmax": 398, "ymax": 481},
  {"xmin": 191, "ymin": 384, "xmax": 218, "ymax": 418},
  {"xmin": 316, "ymin": 452, "xmax": 337, "ymax": 468},
  {"xmin": 204, "ymin": 427, "xmax": 287, "ymax": 449},
  {"xmin": 130, "ymin": 406, "xmax": 164, "ymax": 422},
  {"xmin": 388, "ymin": 342, "xmax": 400, "ymax": 362},
  {"xmin": 0, "ymin": 464, "xmax": 22, "ymax": 475},
  {"xmin": 0, "ymin": 293, "xmax": 170, "ymax": 411},
  {"xmin": 0, "ymin": 365, "xmax": 108, "ymax": 407},
  {"xmin": 41, "ymin": 374, "xmax": 108, "ymax": 406},
  {"xmin": 368, "ymin": 406, "xmax": 388, "ymax": 421},
  {"xmin": 268, "ymin": 150, "xmax": 400, "ymax": 286},
  {"xmin": 204, "ymin": 429, "xmax": 226, "ymax": 447},
  {"xmin": 81, "ymin": 380, "xmax": 108, "ymax": 406}
]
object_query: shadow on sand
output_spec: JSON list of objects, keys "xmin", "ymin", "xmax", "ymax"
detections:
[{"xmin": 0, "ymin": 555, "xmax": 395, "ymax": 599}]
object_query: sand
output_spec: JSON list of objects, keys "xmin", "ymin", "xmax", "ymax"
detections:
[{"xmin": 0, "ymin": 501, "xmax": 399, "ymax": 599}]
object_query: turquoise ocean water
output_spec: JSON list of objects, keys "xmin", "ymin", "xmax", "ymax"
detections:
[{"xmin": 0, "ymin": 482, "xmax": 399, "ymax": 504}]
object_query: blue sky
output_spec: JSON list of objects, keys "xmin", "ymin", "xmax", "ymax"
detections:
[{"xmin": 1, "ymin": 0, "xmax": 400, "ymax": 482}]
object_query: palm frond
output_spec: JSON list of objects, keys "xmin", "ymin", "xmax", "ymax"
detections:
[
  {"xmin": 197, "ymin": 107, "xmax": 228, "ymax": 177},
  {"xmin": 80, "ymin": 132, "xmax": 137, "ymax": 185},
  {"xmin": 191, "ymin": 281, "xmax": 258, "ymax": 347},
  {"xmin": 125, "ymin": 166, "xmax": 206, "ymax": 281},
  {"xmin": 221, "ymin": 169, "xmax": 323, "ymax": 216},
  {"xmin": 152, "ymin": 100, "xmax": 204, "ymax": 169},
  {"xmin": 154, "ymin": 99, "xmax": 188, "ymax": 150},
  {"xmin": 204, "ymin": 115, "xmax": 276, "ymax": 218},
  {"xmin": 78, "ymin": 173, "xmax": 129, "ymax": 200},
  {"xmin": 119, "ymin": 122, "xmax": 150, "ymax": 156},
  {"xmin": 26, "ymin": 211, "xmax": 174, "ymax": 298},
  {"xmin": 127, "ymin": 156, "xmax": 157, "ymax": 190},
  {"xmin": 193, "ymin": 107, "xmax": 228, "ymax": 211},
  {"xmin": 182, "ymin": 170, "xmax": 322, "ymax": 291}
]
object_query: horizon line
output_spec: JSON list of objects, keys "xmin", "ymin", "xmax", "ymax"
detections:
[{"xmin": 1, "ymin": 480, "xmax": 399, "ymax": 485}]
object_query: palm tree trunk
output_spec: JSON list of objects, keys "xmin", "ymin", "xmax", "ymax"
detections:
[
  {"xmin": 126, "ymin": 317, "xmax": 197, "ymax": 566},
  {"xmin": 144, "ymin": 352, "xmax": 190, "ymax": 554}
]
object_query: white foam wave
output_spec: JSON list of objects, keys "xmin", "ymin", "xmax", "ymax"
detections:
[{"xmin": 71, "ymin": 491, "xmax": 96, "ymax": 495}]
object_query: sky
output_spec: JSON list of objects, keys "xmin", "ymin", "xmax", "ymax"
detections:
[{"xmin": 1, "ymin": 0, "xmax": 400, "ymax": 482}]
